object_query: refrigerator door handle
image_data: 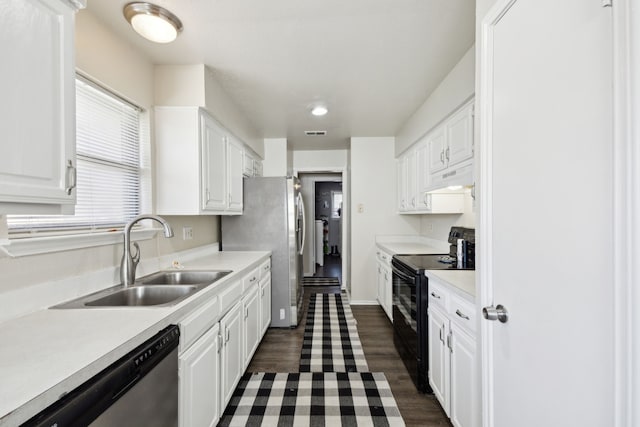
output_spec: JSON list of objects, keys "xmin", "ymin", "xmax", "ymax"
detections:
[{"xmin": 298, "ymin": 193, "xmax": 306, "ymax": 255}]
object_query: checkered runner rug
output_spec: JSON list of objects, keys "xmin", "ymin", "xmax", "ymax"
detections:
[
  {"xmin": 299, "ymin": 293, "xmax": 369, "ymax": 373},
  {"xmin": 218, "ymin": 372, "xmax": 405, "ymax": 427}
]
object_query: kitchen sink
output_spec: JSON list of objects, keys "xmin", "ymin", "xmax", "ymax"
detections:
[
  {"xmin": 84, "ymin": 285, "xmax": 197, "ymax": 307},
  {"xmin": 137, "ymin": 270, "xmax": 231, "ymax": 285},
  {"xmin": 52, "ymin": 269, "xmax": 233, "ymax": 309}
]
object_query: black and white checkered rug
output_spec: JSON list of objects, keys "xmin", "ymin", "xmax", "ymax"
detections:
[
  {"xmin": 301, "ymin": 277, "xmax": 341, "ymax": 286},
  {"xmin": 218, "ymin": 372, "xmax": 405, "ymax": 427},
  {"xmin": 300, "ymin": 293, "xmax": 369, "ymax": 373}
]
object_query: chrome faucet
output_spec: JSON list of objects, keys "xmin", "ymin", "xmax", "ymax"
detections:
[{"xmin": 120, "ymin": 214, "xmax": 174, "ymax": 286}]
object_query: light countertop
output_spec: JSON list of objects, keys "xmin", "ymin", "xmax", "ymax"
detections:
[
  {"xmin": 425, "ymin": 270, "xmax": 476, "ymax": 298},
  {"xmin": 375, "ymin": 235, "xmax": 449, "ymax": 255},
  {"xmin": 0, "ymin": 250, "xmax": 270, "ymax": 427}
]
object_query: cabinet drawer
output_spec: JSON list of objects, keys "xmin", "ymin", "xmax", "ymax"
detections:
[
  {"xmin": 259, "ymin": 259, "xmax": 271, "ymax": 280},
  {"xmin": 449, "ymin": 293, "xmax": 476, "ymax": 334},
  {"xmin": 179, "ymin": 295, "xmax": 220, "ymax": 354},
  {"xmin": 243, "ymin": 268, "xmax": 260, "ymax": 293},
  {"xmin": 428, "ymin": 279, "xmax": 449, "ymax": 311},
  {"xmin": 219, "ymin": 280, "xmax": 243, "ymax": 314}
]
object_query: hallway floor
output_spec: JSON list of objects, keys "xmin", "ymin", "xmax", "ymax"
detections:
[
  {"xmin": 312, "ymin": 255, "xmax": 342, "ymax": 282},
  {"xmin": 247, "ymin": 285, "xmax": 452, "ymax": 427}
]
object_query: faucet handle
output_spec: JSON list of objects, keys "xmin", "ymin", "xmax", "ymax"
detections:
[{"xmin": 131, "ymin": 242, "xmax": 141, "ymax": 266}]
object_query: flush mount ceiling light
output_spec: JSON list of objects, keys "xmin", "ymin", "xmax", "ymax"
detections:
[
  {"xmin": 311, "ymin": 105, "xmax": 328, "ymax": 116},
  {"xmin": 123, "ymin": 2, "xmax": 183, "ymax": 44}
]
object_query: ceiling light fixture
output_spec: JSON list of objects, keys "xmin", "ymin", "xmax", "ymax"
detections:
[
  {"xmin": 123, "ymin": 2, "xmax": 183, "ymax": 44},
  {"xmin": 311, "ymin": 105, "xmax": 328, "ymax": 116}
]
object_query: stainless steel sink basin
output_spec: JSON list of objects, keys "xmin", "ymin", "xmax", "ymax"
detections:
[
  {"xmin": 51, "ymin": 269, "xmax": 233, "ymax": 309},
  {"xmin": 137, "ymin": 270, "xmax": 231, "ymax": 285},
  {"xmin": 84, "ymin": 285, "xmax": 197, "ymax": 307}
]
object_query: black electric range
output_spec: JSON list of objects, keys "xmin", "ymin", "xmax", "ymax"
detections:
[{"xmin": 391, "ymin": 228, "xmax": 475, "ymax": 393}]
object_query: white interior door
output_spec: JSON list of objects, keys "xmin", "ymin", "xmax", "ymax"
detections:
[{"xmin": 479, "ymin": 1, "xmax": 614, "ymax": 426}]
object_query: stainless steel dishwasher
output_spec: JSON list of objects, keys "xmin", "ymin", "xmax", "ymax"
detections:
[{"xmin": 22, "ymin": 325, "xmax": 180, "ymax": 427}]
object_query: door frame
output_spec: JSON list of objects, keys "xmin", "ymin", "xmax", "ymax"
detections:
[
  {"xmin": 294, "ymin": 168, "xmax": 348, "ymax": 291},
  {"xmin": 477, "ymin": 1, "xmax": 639, "ymax": 426}
]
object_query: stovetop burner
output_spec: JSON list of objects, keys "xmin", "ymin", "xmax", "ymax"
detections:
[{"xmin": 392, "ymin": 253, "xmax": 475, "ymax": 272}]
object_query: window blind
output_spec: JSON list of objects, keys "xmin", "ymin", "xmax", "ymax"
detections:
[{"xmin": 7, "ymin": 76, "xmax": 144, "ymax": 233}]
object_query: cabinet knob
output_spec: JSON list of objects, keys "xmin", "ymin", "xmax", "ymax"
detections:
[{"xmin": 482, "ymin": 305, "xmax": 509, "ymax": 323}]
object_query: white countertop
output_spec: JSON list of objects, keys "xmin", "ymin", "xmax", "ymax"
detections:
[
  {"xmin": 375, "ymin": 235, "xmax": 449, "ymax": 255},
  {"xmin": 424, "ymin": 270, "xmax": 476, "ymax": 298},
  {"xmin": 0, "ymin": 250, "xmax": 270, "ymax": 426}
]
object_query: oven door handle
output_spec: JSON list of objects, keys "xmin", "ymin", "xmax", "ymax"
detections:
[{"xmin": 391, "ymin": 265, "xmax": 416, "ymax": 284}]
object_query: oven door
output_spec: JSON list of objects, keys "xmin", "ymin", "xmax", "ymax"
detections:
[{"xmin": 392, "ymin": 262, "xmax": 420, "ymax": 389}]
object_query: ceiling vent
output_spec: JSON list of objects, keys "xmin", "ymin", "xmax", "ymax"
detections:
[{"xmin": 305, "ymin": 130, "xmax": 327, "ymax": 136}]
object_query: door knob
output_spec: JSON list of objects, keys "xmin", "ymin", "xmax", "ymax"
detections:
[{"xmin": 482, "ymin": 304, "xmax": 509, "ymax": 323}]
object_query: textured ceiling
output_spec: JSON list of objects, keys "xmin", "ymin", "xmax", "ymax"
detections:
[{"xmin": 86, "ymin": 0, "xmax": 475, "ymax": 150}]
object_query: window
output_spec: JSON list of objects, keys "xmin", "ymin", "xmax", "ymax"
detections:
[
  {"xmin": 331, "ymin": 191, "xmax": 342, "ymax": 219},
  {"xmin": 7, "ymin": 75, "xmax": 149, "ymax": 234}
]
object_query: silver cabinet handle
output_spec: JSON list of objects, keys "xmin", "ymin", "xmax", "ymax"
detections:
[
  {"xmin": 65, "ymin": 160, "xmax": 76, "ymax": 195},
  {"xmin": 483, "ymin": 305, "xmax": 509, "ymax": 323},
  {"xmin": 455, "ymin": 309, "xmax": 470, "ymax": 320},
  {"xmin": 445, "ymin": 147, "xmax": 450, "ymax": 161},
  {"xmin": 439, "ymin": 325, "xmax": 444, "ymax": 343},
  {"xmin": 430, "ymin": 292, "xmax": 441, "ymax": 299},
  {"xmin": 411, "ymin": 197, "xmax": 416, "ymax": 207},
  {"xmin": 440, "ymin": 150, "xmax": 445, "ymax": 164},
  {"xmin": 225, "ymin": 327, "xmax": 230, "ymax": 342}
]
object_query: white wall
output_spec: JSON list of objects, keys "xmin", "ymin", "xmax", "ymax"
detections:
[
  {"xmin": 293, "ymin": 150, "xmax": 349, "ymax": 172},
  {"xmin": 395, "ymin": 46, "xmax": 475, "ymax": 156},
  {"xmin": 0, "ymin": 9, "xmax": 220, "ymax": 295},
  {"xmin": 350, "ymin": 137, "xmax": 421, "ymax": 303},
  {"xmin": 263, "ymin": 138, "xmax": 288, "ymax": 176},
  {"xmin": 420, "ymin": 189, "xmax": 475, "ymax": 241},
  {"xmin": 154, "ymin": 65, "xmax": 264, "ymax": 158}
]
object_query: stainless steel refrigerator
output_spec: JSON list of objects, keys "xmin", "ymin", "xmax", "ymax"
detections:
[{"xmin": 221, "ymin": 176, "xmax": 306, "ymax": 328}]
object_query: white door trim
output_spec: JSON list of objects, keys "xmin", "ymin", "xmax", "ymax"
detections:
[
  {"xmin": 479, "ymin": 1, "xmax": 637, "ymax": 426},
  {"xmin": 294, "ymin": 167, "xmax": 349, "ymax": 291},
  {"xmin": 612, "ymin": 1, "xmax": 639, "ymax": 426},
  {"xmin": 477, "ymin": 2, "xmax": 514, "ymax": 426}
]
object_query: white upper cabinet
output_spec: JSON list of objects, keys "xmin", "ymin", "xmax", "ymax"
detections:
[
  {"xmin": 428, "ymin": 101, "xmax": 474, "ymax": 190},
  {"xmin": 0, "ymin": 0, "xmax": 84, "ymax": 214},
  {"xmin": 155, "ymin": 107, "xmax": 244, "ymax": 215}
]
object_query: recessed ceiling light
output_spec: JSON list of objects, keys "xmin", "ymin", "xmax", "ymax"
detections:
[
  {"xmin": 123, "ymin": 2, "xmax": 183, "ymax": 44},
  {"xmin": 311, "ymin": 105, "xmax": 328, "ymax": 116}
]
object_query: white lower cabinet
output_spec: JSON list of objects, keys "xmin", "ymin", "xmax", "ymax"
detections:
[
  {"xmin": 179, "ymin": 324, "xmax": 221, "ymax": 427},
  {"xmin": 242, "ymin": 285, "xmax": 261, "ymax": 370},
  {"xmin": 427, "ymin": 277, "xmax": 479, "ymax": 427},
  {"xmin": 177, "ymin": 259, "xmax": 272, "ymax": 426},
  {"xmin": 427, "ymin": 305, "xmax": 450, "ymax": 413},
  {"xmin": 221, "ymin": 301, "xmax": 244, "ymax": 408},
  {"xmin": 260, "ymin": 275, "xmax": 272, "ymax": 336},
  {"xmin": 375, "ymin": 249, "xmax": 393, "ymax": 321}
]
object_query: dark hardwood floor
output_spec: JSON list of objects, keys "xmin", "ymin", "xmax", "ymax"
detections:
[
  {"xmin": 312, "ymin": 255, "xmax": 342, "ymax": 282},
  {"xmin": 247, "ymin": 285, "xmax": 452, "ymax": 427}
]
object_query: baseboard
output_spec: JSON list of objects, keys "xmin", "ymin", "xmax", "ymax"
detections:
[{"xmin": 348, "ymin": 300, "xmax": 380, "ymax": 306}]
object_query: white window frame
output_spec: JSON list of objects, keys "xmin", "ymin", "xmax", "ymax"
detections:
[{"xmin": 0, "ymin": 75, "xmax": 155, "ymax": 257}]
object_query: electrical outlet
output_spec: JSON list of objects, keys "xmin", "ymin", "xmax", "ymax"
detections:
[
  {"xmin": 182, "ymin": 226, "xmax": 193, "ymax": 240},
  {"xmin": 280, "ymin": 308, "xmax": 285, "ymax": 320},
  {"xmin": 426, "ymin": 223, "xmax": 433, "ymax": 232}
]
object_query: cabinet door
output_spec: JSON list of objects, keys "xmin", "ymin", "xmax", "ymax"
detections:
[
  {"xmin": 242, "ymin": 286, "xmax": 261, "ymax": 369},
  {"xmin": 260, "ymin": 277, "xmax": 271, "ymax": 337},
  {"xmin": 221, "ymin": 301, "xmax": 243, "ymax": 407},
  {"xmin": 383, "ymin": 266, "xmax": 393, "ymax": 321},
  {"xmin": 0, "ymin": 0, "xmax": 76, "ymax": 213},
  {"xmin": 396, "ymin": 157, "xmax": 408, "ymax": 211},
  {"xmin": 227, "ymin": 139, "xmax": 244, "ymax": 212},
  {"xmin": 450, "ymin": 323, "xmax": 478, "ymax": 427},
  {"xmin": 179, "ymin": 324, "xmax": 221, "ymax": 427},
  {"xmin": 428, "ymin": 307, "xmax": 450, "ymax": 415},
  {"xmin": 446, "ymin": 104, "xmax": 474, "ymax": 167},
  {"xmin": 201, "ymin": 113, "xmax": 228, "ymax": 211},
  {"xmin": 415, "ymin": 141, "xmax": 430, "ymax": 195},
  {"xmin": 406, "ymin": 149, "xmax": 417, "ymax": 211},
  {"xmin": 427, "ymin": 127, "xmax": 447, "ymax": 174}
]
